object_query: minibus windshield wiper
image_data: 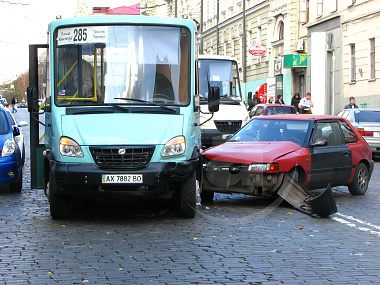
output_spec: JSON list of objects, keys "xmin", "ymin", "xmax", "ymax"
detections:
[{"xmin": 113, "ymin": 98, "xmax": 176, "ymax": 113}]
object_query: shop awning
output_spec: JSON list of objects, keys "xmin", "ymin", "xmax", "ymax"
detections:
[{"xmin": 283, "ymin": 54, "xmax": 308, "ymax": 68}]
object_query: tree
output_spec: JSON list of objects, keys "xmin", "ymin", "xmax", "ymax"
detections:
[{"xmin": 15, "ymin": 71, "xmax": 29, "ymax": 103}]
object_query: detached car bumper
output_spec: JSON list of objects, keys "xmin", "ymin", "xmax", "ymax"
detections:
[{"xmin": 49, "ymin": 159, "xmax": 198, "ymax": 197}]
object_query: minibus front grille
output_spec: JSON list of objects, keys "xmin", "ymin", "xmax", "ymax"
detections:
[
  {"xmin": 90, "ymin": 146, "xmax": 155, "ymax": 168},
  {"xmin": 214, "ymin": 120, "xmax": 242, "ymax": 133}
]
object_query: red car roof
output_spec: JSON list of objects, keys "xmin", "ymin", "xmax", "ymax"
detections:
[{"xmin": 254, "ymin": 113, "xmax": 345, "ymax": 121}]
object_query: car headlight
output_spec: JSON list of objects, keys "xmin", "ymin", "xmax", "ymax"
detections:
[
  {"xmin": 161, "ymin": 136, "xmax": 186, "ymax": 156},
  {"xmin": 1, "ymin": 138, "xmax": 16, "ymax": 156},
  {"xmin": 248, "ymin": 163, "xmax": 279, "ymax": 172},
  {"xmin": 59, "ymin": 137, "xmax": 84, "ymax": 157}
]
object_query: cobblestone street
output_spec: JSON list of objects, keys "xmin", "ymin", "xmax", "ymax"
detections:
[{"xmin": 0, "ymin": 109, "xmax": 379, "ymax": 285}]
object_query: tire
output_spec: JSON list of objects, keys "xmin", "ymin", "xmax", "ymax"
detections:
[
  {"xmin": 200, "ymin": 190, "xmax": 214, "ymax": 203},
  {"xmin": 47, "ymin": 172, "xmax": 70, "ymax": 219},
  {"xmin": 288, "ymin": 167, "xmax": 306, "ymax": 188},
  {"xmin": 179, "ymin": 171, "xmax": 197, "ymax": 218},
  {"xmin": 348, "ymin": 163, "xmax": 369, "ymax": 195},
  {"xmin": 21, "ymin": 143, "xmax": 25, "ymax": 166},
  {"xmin": 9, "ymin": 168, "xmax": 22, "ymax": 192},
  {"xmin": 198, "ymin": 157, "xmax": 214, "ymax": 203}
]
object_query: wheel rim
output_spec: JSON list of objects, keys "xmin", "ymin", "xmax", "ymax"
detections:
[{"xmin": 358, "ymin": 167, "xmax": 368, "ymax": 191}]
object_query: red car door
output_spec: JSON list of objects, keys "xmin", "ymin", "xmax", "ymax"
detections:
[{"xmin": 308, "ymin": 121, "xmax": 352, "ymax": 189}]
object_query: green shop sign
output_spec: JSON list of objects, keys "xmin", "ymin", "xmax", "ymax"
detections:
[{"xmin": 283, "ymin": 54, "xmax": 308, "ymax": 68}]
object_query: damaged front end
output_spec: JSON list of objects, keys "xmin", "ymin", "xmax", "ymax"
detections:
[
  {"xmin": 277, "ymin": 173, "xmax": 337, "ymax": 217},
  {"xmin": 202, "ymin": 161, "xmax": 283, "ymax": 197}
]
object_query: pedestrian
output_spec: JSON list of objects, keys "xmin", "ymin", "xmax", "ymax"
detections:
[
  {"xmin": 298, "ymin": 92, "xmax": 314, "ymax": 114},
  {"xmin": 11, "ymin": 96, "xmax": 17, "ymax": 113},
  {"xmin": 291, "ymin": 92, "xmax": 301, "ymax": 113},
  {"xmin": 252, "ymin": 91, "xmax": 260, "ymax": 106},
  {"xmin": 267, "ymin": 97, "xmax": 274, "ymax": 104},
  {"xmin": 344, "ymin": 96, "xmax": 359, "ymax": 109},
  {"xmin": 275, "ymin": 94, "xmax": 284, "ymax": 104},
  {"xmin": 248, "ymin": 91, "xmax": 260, "ymax": 110}
]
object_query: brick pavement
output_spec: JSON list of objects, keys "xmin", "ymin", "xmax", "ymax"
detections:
[{"xmin": 0, "ymin": 109, "xmax": 379, "ymax": 285}]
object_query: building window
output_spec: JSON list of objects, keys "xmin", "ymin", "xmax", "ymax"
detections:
[
  {"xmin": 370, "ymin": 38, "xmax": 375, "ymax": 79},
  {"xmin": 350, "ymin": 44, "xmax": 356, "ymax": 82},
  {"xmin": 257, "ymin": 25, "xmax": 262, "ymax": 44},
  {"xmin": 278, "ymin": 21, "xmax": 284, "ymax": 40},
  {"xmin": 299, "ymin": 0, "xmax": 309, "ymax": 23},
  {"xmin": 317, "ymin": 0, "xmax": 323, "ymax": 17},
  {"xmin": 239, "ymin": 37, "xmax": 243, "ymax": 66}
]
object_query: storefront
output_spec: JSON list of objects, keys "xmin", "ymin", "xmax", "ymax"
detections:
[{"xmin": 283, "ymin": 53, "xmax": 307, "ymax": 100}]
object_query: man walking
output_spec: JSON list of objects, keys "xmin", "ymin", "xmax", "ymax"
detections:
[
  {"xmin": 298, "ymin": 92, "xmax": 314, "ymax": 114},
  {"xmin": 11, "ymin": 96, "xmax": 17, "ymax": 113},
  {"xmin": 344, "ymin": 97, "xmax": 359, "ymax": 109}
]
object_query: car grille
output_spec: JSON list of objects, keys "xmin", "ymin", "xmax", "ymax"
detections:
[
  {"xmin": 90, "ymin": 146, "xmax": 155, "ymax": 168},
  {"xmin": 214, "ymin": 120, "xmax": 242, "ymax": 133}
]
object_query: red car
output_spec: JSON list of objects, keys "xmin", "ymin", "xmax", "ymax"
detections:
[
  {"xmin": 248, "ymin": 103, "xmax": 297, "ymax": 119},
  {"xmin": 201, "ymin": 114, "xmax": 374, "ymax": 208}
]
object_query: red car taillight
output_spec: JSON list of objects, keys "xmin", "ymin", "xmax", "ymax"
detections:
[{"xmin": 357, "ymin": 127, "xmax": 373, "ymax": 136}]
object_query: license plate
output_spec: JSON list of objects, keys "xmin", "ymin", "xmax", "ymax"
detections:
[
  {"xmin": 373, "ymin": 132, "xmax": 380, "ymax": 137},
  {"xmin": 102, "ymin": 174, "xmax": 143, "ymax": 184}
]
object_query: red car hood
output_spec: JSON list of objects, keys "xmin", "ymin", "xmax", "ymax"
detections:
[{"xmin": 203, "ymin": 142, "xmax": 301, "ymax": 164}]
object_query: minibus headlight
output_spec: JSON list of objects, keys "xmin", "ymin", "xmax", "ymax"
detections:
[
  {"xmin": 59, "ymin": 137, "xmax": 84, "ymax": 157},
  {"xmin": 161, "ymin": 136, "xmax": 186, "ymax": 156}
]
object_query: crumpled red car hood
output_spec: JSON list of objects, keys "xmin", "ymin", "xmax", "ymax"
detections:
[{"xmin": 203, "ymin": 142, "xmax": 302, "ymax": 164}]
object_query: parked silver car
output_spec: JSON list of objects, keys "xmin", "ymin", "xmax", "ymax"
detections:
[{"xmin": 337, "ymin": 108, "xmax": 380, "ymax": 155}]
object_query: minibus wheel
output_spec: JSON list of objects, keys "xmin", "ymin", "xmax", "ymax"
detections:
[{"xmin": 179, "ymin": 171, "xmax": 196, "ymax": 218}]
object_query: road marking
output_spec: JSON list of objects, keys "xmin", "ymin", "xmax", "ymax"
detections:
[{"xmin": 331, "ymin": 212, "xmax": 380, "ymax": 237}]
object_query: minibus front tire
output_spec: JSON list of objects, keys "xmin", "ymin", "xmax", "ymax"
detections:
[
  {"xmin": 47, "ymin": 172, "xmax": 70, "ymax": 220},
  {"xmin": 179, "ymin": 171, "xmax": 196, "ymax": 218}
]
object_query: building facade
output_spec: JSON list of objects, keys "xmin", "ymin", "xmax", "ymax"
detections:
[
  {"xmin": 198, "ymin": 0, "xmax": 308, "ymax": 106},
  {"xmin": 267, "ymin": 0, "xmax": 308, "ymax": 106},
  {"xmin": 305, "ymin": 0, "xmax": 380, "ymax": 114},
  {"xmin": 341, "ymin": 0, "xmax": 380, "ymax": 110},
  {"xmin": 198, "ymin": 0, "xmax": 380, "ymax": 113},
  {"xmin": 75, "ymin": 0, "xmax": 380, "ymax": 114},
  {"xmin": 199, "ymin": 1, "xmax": 271, "ymax": 101},
  {"xmin": 306, "ymin": 0, "xmax": 343, "ymax": 115}
]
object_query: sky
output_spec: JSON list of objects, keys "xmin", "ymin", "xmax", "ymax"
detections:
[
  {"xmin": 0, "ymin": 0, "xmax": 79, "ymax": 84},
  {"xmin": 0, "ymin": 0, "xmax": 145, "ymax": 84}
]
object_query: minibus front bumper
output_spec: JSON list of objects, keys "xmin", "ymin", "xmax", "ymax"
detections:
[{"xmin": 49, "ymin": 159, "xmax": 198, "ymax": 198}]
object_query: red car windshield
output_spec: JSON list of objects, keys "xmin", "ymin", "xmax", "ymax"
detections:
[{"xmin": 230, "ymin": 119, "xmax": 310, "ymax": 146}]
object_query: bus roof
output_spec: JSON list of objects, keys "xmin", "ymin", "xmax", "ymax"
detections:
[
  {"xmin": 198, "ymin": 54, "xmax": 238, "ymax": 62},
  {"xmin": 49, "ymin": 15, "xmax": 197, "ymax": 31}
]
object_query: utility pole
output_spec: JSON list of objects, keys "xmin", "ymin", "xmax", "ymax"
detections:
[
  {"xmin": 242, "ymin": 0, "xmax": 246, "ymax": 83},
  {"xmin": 216, "ymin": 0, "xmax": 219, "ymax": 55}
]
